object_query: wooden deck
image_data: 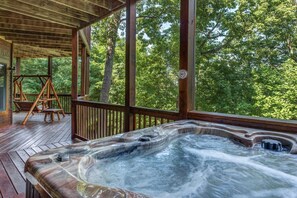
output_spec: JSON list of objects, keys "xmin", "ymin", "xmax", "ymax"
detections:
[{"xmin": 0, "ymin": 113, "xmax": 73, "ymax": 198}]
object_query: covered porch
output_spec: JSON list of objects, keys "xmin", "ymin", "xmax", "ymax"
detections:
[{"xmin": 0, "ymin": 0, "xmax": 296, "ymax": 197}]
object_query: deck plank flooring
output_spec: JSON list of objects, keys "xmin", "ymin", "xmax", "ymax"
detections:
[{"xmin": 0, "ymin": 113, "xmax": 74, "ymax": 197}]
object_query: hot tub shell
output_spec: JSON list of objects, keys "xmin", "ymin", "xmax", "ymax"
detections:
[{"xmin": 25, "ymin": 120, "xmax": 297, "ymax": 198}]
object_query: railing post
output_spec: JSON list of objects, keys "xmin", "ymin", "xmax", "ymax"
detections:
[
  {"xmin": 71, "ymin": 29, "xmax": 79, "ymax": 139},
  {"xmin": 124, "ymin": 0, "xmax": 136, "ymax": 132},
  {"xmin": 16, "ymin": 57, "xmax": 21, "ymax": 76},
  {"xmin": 179, "ymin": 0, "xmax": 196, "ymax": 119}
]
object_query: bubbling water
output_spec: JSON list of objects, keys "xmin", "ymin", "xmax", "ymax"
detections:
[{"xmin": 85, "ymin": 135, "xmax": 297, "ymax": 198}]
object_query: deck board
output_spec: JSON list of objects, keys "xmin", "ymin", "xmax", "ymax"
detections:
[
  {"xmin": 0, "ymin": 160, "xmax": 17, "ymax": 198},
  {"xmin": 0, "ymin": 154, "xmax": 26, "ymax": 194},
  {"xmin": 0, "ymin": 113, "xmax": 74, "ymax": 197}
]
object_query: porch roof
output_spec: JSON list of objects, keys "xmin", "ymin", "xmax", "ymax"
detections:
[{"xmin": 0, "ymin": 0, "xmax": 125, "ymax": 58}]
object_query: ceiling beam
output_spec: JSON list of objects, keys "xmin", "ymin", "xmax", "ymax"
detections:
[{"xmin": 79, "ymin": 30, "xmax": 91, "ymax": 55}]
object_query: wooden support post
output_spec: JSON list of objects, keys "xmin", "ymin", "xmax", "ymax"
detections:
[
  {"xmin": 179, "ymin": 0, "xmax": 196, "ymax": 119},
  {"xmin": 85, "ymin": 55, "xmax": 90, "ymax": 95},
  {"xmin": 71, "ymin": 29, "xmax": 79, "ymax": 139},
  {"xmin": 124, "ymin": 0, "xmax": 136, "ymax": 132},
  {"xmin": 9, "ymin": 43, "xmax": 13, "ymax": 124},
  {"xmin": 47, "ymin": 56, "xmax": 52, "ymax": 79},
  {"xmin": 81, "ymin": 46, "xmax": 86, "ymax": 97},
  {"xmin": 85, "ymin": 26, "xmax": 91, "ymax": 95},
  {"xmin": 47, "ymin": 56, "xmax": 53, "ymax": 107},
  {"xmin": 15, "ymin": 57, "xmax": 21, "ymax": 76}
]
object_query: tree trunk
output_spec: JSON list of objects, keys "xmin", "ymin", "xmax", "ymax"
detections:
[{"xmin": 99, "ymin": 12, "xmax": 121, "ymax": 103}]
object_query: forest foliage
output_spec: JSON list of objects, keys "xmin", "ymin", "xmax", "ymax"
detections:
[{"xmin": 18, "ymin": 0, "xmax": 296, "ymax": 120}]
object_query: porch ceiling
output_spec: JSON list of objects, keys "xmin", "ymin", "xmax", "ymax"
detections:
[{"xmin": 0, "ymin": 0, "xmax": 125, "ymax": 58}]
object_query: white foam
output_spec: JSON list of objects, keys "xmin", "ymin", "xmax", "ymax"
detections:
[{"xmin": 186, "ymin": 148, "xmax": 297, "ymax": 187}]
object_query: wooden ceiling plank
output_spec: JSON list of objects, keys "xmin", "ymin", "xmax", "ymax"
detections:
[
  {"xmin": 14, "ymin": 44, "xmax": 71, "ymax": 57},
  {"xmin": 0, "ymin": 12, "xmax": 71, "ymax": 29},
  {"xmin": 14, "ymin": 40, "xmax": 71, "ymax": 45},
  {"xmin": 0, "ymin": 24, "xmax": 71, "ymax": 34},
  {"xmin": 0, "ymin": 29, "xmax": 70, "ymax": 38},
  {"xmin": 85, "ymin": 0, "xmax": 113, "ymax": 10},
  {"xmin": 0, "ymin": 1, "xmax": 80, "ymax": 27},
  {"xmin": 15, "ymin": 0, "xmax": 94, "ymax": 22},
  {"xmin": 49, "ymin": 0, "xmax": 109, "ymax": 16},
  {"xmin": 0, "ymin": 17, "xmax": 72, "ymax": 29},
  {"xmin": 78, "ymin": 3, "xmax": 125, "ymax": 30},
  {"xmin": 6, "ymin": 36, "xmax": 71, "ymax": 42}
]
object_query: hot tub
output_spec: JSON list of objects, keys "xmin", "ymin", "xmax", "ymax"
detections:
[{"xmin": 25, "ymin": 120, "xmax": 297, "ymax": 198}]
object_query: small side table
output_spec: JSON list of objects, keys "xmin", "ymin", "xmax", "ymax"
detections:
[{"xmin": 43, "ymin": 109, "xmax": 64, "ymax": 122}]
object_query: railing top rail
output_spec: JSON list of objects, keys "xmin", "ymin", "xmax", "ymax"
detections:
[
  {"xmin": 131, "ymin": 106, "xmax": 179, "ymax": 120},
  {"xmin": 73, "ymin": 100, "xmax": 126, "ymax": 111}
]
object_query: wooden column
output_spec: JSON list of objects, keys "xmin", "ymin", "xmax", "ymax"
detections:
[
  {"xmin": 81, "ymin": 46, "xmax": 86, "ymax": 96},
  {"xmin": 9, "ymin": 43, "xmax": 13, "ymax": 124},
  {"xmin": 124, "ymin": 0, "xmax": 137, "ymax": 132},
  {"xmin": 179, "ymin": 0, "xmax": 196, "ymax": 118},
  {"xmin": 85, "ymin": 55, "xmax": 90, "ymax": 95},
  {"xmin": 71, "ymin": 29, "xmax": 79, "ymax": 139},
  {"xmin": 85, "ymin": 26, "xmax": 91, "ymax": 95},
  {"xmin": 47, "ymin": 56, "xmax": 52, "ymax": 78},
  {"xmin": 15, "ymin": 57, "xmax": 21, "ymax": 76},
  {"xmin": 47, "ymin": 56, "xmax": 53, "ymax": 107}
]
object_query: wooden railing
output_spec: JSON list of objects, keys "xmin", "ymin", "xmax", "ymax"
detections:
[
  {"xmin": 72, "ymin": 100, "xmax": 180, "ymax": 140},
  {"xmin": 71, "ymin": 99, "xmax": 297, "ymax": 140},
  {"xmin": 14, "ymin": 94, "xmax": 72, "ymax": 114},
  {"xmin": 73, "ymin": 100, "xmax": 126, "ymax": 140},
  {"xmin": 131, "ymin": 107, "xmax": 179, "ymax": 130}
]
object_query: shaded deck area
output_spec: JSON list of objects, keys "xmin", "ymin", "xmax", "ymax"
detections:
[{"xmin": 0, "ymin": 113, "xmax": 73, "ymax": 198}]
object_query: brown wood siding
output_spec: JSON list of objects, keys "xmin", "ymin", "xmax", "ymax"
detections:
[{"xmin": 0, "ymin": 39, "xmax": 12, "ymax": 128}]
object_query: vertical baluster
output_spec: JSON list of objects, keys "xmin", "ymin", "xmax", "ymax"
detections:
[
  {"xmin": 92, "ymin": 107, "xmax": 95, "ymax": 140},
  {"xmin": 96, "ymin": 108, "xmax": 99, "ymax": 139},
  {"xmin": 133, "ymin": 113, "xmax": 136, "ymax": 130},
  {"xmin": 90, "ymin": 107, "xmax": 93, "ymax": 140},
  {"xmin": 112, "ymin": 110, "xmax": 115, "ymax": 135},
  {"xmin": 98, "ymin": 108, "xmax": 101, "ymax": 138},
  {"xmin": 87, "ymin": 106, "xmax": 90, "ymax": 140},
  {"xmin": 87, "ymin": 106, "xmax": 89, "ymax": 139},
  {"xmin": 107, "ymin": 110, "xmax": 110, "ymax": 136},
  {"xmin": 143, "ymin": 115, "xmax": 146, "ymax": 128},
  {"xmin": 103, "ymin": 109, "xmax": 106, "ymax": 137},
  {"xmin": 77, "ymin": 105, "xmax": 80, "ymax": 137},
  {"xmin": 119, "ymin": 111, "xmax": 122, "ymax": 133},
  {"xmin": 115, "ymin": 111, "xmax": 118, "ymax": 134},
  {"xmin": 138, "ymin": 114, "xmax": 141, "ymax": 129},
  {"xmin": 80, "ymin": 105, "xmax": 82, "ymax": 138}
]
